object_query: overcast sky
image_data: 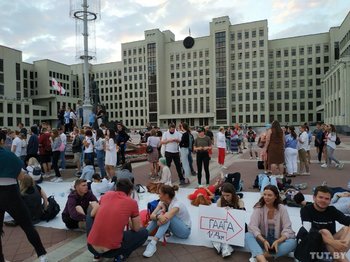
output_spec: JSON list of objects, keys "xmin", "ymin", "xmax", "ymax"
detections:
[{"xmin": 0, "ymin": 0, "xmax": 349, "ymax": 65}]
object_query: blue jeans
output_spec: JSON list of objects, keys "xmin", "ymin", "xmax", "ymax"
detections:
[
  {"xmin": 245, "ymin": 232, "xmax": 296, "ymax": 258},
  {"xmin": 59, "ymin": 148, "xmax": 66, "ymax": 169},
  {"xmin": 147, "ymin": 216, "xmax": 191, "ymax": 240},
  {"xmin": 96, "ymin": 150, "xmax": 106, "ymax": 178},
  {"xmin": 180, "ymin": 147, "xmax": 191, "ymax": 179},
  {"xmin": 326, "ymin": 145, "xmax": 340, "ymax": 166},
  {"xmin": 188, "ymin": 149, "xmax": 194, "ymax": 172}
]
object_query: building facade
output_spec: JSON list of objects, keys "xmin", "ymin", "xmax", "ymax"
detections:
[{"xmin": 1, "ymin": 12, "xmax": 350, "ymax": 130}]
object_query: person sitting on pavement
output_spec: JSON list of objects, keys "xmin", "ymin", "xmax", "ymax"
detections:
[
  {"xmin": 4, "ymin": 175, "xmax": 48, "ymax": 227},
  {"xmin": 212, "ymin": 183, "xmax": 246, "ymax": 258},
  {"xmin": 90, "ymin": 173, "xmax": 115, "ymax": 199},
  {"xmin": 331, "ymin": 191, "xmax": 350, "ymax": 215},
  {"xmin": 245, "ymin": 185, "xmax": 296, "ymax": 262},
  {"xmin": 188, "ymin": 184, "xmax": 216, "ymax": 206},
  {"xmin": 79, "ymin": 158, "xmax": 95, "ymax": 181},
  {"xmin": 61, "ymin": 179, "xmax": 98, "ymax": 230},
  {"xmin": 117, "ymin": 162, "xmax": 134, "ymax": 184},
  {"xmin": 300, "ymin": 186, "xmax": 350, "ymax": 260},
  {"xmin": 26, "ymin": 157, "xmax": 43, "ymax": 184},
  {"xmin": 87, "ymin": 178, "xmax": 148, "ymax": 262},
  {"xmin": 143, "ymin": 185, "xmax": 191, "ymax": 258},
  {"xmin": 146, "ymin": 157, "xmax": 173, "ymax": 194}
]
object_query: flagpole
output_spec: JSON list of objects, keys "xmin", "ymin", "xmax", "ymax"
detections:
[{"xmin": 82, "ymin": 0, "xmax": 93, "ymax": 126}]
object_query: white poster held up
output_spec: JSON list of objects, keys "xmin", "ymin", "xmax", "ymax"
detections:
[{"xmin": 199, "ymin": 205, "xmax": 246, "ymax": 247}]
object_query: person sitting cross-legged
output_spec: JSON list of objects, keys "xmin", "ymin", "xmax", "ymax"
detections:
[
  {"xmin": 87, "ymin": 178, "xmax": 148, "ymax": 262},
  {"xmin": 300, "ymin": 186, "xmax": 350, "ymax": 262},
  {"xmin": 61, "ymin": 179, "xmax": 97, "ymax": 230},
  {"xmin": 245, "ymin": 185, "xmax": 296, "ymax": 262},
  {"xmin": 143, "ymin": 185, "xmax": 191, "ymax": 258}
]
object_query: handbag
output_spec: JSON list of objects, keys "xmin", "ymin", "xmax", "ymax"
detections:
[{"xmin": 146, "ymin": 145, "xmax": 153, "ymax": 153}]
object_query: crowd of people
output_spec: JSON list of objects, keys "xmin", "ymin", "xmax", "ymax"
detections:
[{"xmin": 0, "ymin": 116, "xmax": 349, "ymax": 262}]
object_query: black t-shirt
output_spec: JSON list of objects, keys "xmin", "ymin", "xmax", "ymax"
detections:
[
  {"xmin": 247, "ymin": 130, "xmax": 256, "ymax": 142},
  {"xmin": 300, "ymin": 204, "xmax": 350, "ymax": 235}
]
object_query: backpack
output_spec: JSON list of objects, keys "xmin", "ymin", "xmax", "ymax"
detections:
[
  {"xmin": 224, "ymin": 172, "xmax": 242, "ymax": 192},
  {"xmin": 294, "ymin": 226, "xmax": 323, "ymax": 262},
  {"xmin": 335, "ymin": 136, "xmax": 341, "ymax": 145},
  {"xmin": 41, "ymin": 196, "xmax": 60, "ymax": 222}
]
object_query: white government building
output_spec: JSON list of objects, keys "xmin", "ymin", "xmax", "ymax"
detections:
[{"xmin": 1, "ymin": 13, "xmax": 350, "ymax": 130}]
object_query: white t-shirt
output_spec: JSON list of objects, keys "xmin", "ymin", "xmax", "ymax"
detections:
[
  {"xmin": 12, "ymin": 137, "xmax": 22, "ymax": 157},
  {"xmin": 298, "ymin": 131, "xmax": 309, "ymax": 151},
  {"xmin": 162, "ymin": 131, "xmax": 182, "ymax": 153},
  {"xmin": 168, "ymin": 197, "xmax": 191, "ymax": 228},
  {"xmin": 147, "ymin": 136, "xmax": 160, "ymax": 148},
  {"xmin": 216, "ymin": 132, "xmax": 226, "ymax": 149},
  {"xmin": 91, "ymin": 178, "xmax": 114, "ymax": 199},
  {"xmin": 60, "ymin": 133, "xmax": 67, "ymax": 145},
  {"xmin": 85, "ymin": 136, "xmax": 94, "ymax": 153}
]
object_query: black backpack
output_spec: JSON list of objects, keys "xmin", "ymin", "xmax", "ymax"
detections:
[
  {"xmin": 294, "ymin": 226, "xmax": 323, "ymax": 262},
  {"xmin": 41, "ymin": 196, "xmax": 60, "ymax": 222}
]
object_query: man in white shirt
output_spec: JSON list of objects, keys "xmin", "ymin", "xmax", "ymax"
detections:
[
  {"xmin": 10, "ymin": 131, "xmax": 22, "ymax": 158},
  {"xmin": 161, "ymin": 123, "xmax": 185, "ymax": 184},
  {"xmin": 298, "ymin": 125, "xmax": 310, "ymax": 175},
  {"xmin": 59, "ymin": 127, "xmax": 67, "ymax": 170}
]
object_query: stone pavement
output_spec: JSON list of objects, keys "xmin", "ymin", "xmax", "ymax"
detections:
[{"xmin": 3, "ymin": 135, "xmax": 350, "ymax": 262}]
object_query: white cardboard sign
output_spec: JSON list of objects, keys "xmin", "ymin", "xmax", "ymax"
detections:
[{"xmin": 199, "ymin": 205, "xmax": 246, "ymax": 246}]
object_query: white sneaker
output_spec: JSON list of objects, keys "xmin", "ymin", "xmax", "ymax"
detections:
[
  {"xmin": 143, "ymin": 241, "xmax": 157, "ymax": 258},
  {"xmin": 222, "ymin": 165, "xmax": 227, "ymax": 169},
  {"xmin": 212, "ymin": 241, "xmax": 221, "ymax": 253},
  {"xmin": 43, "ymin": 173, "xmax": 55, "ymax": 178},
  {"xmin": 337, "ymin": 162, "xmax": 344, "ymax": 169},
  {"xmin": 50, "ymin": 177, "xmax": 58, "ymax": 182},
  {"xmin": 54, "ymin": 177, "xmax": 63, "ymax": 183},
  {"xmin": 221, "ymin": 243, "xmax": 233, "ymax": 257},
  {"xmin": 39, "ymin": 255, "xmax": 48, "ymax": 262},
  {"xmin": 321, "ymin": 163, "xmax": 328, "ymax": 168},
  {"xmin": 249, "ymin": 257, "xmax": 257, "ymax": 262}
]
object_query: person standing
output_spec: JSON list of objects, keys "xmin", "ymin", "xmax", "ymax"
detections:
[
  {"xmin": 216, "ymin": 127, "xmax": 227, "ymax": 169},
  {"xmin": 262, "ymin": 121, "xmax": 285, "ymax": 175},
  {"xmin": 161, "ymin": 123, "xmax": 185, "ymax": 185},
  {"xmin": 58, "ymin": 127, "xmax": 67, "ymax": 171},
  {"xmin": 105, "ymin": 129, "xmax": 118, "ymax": 179},
  {"xmin": 179, "ymin": 123, "xmax": 192, "ymax": 183},
  {"xmin": 96, "ymin": 106, "xmax": 105, "ymax": 128},
  {"xmin": 284, "ymin": 126, "xmax": 298, "ymax": 177},
  {"xmin": 10, "ymin": 130, "xmax": 22, "ymax": 159},
  {"xmin": 146, "ymin": 129, "xmax": 161, "ymax": 179},
  {"xmin": 72, "ymin": 127, "xmax": 83, "ymax": 173},
  {"xmin": 26, "ymin": 126, "xmax": 39, "ymax": 163},
  {"xmin": 0, "ymin": 131, "xmax": 48, "ymax": 262},
  {"xmin": 193, "ymin": 127, "xmax": 212, "ymax": 187},
  {"xmin": 247, "ymin": 126, "xmax": 258, "ymax": 160},
  {"xmin": 50, "ymin": 129, "xmax": 63, "ymax": 182},
  {"xmin": 116, "ymin": 123, "xmax": 130, "ymax": 166},
  {"xmin": 298, "ymin": 125, "xmax": 310, "ymax": 175},
  {"xmin": 94, "ymin": 129, "xmax": 106, "ymax": 178},
  {"xmin": 225, "ymin": 127, "xmax": 232, "ymax": 153},
  {"xmin": 321, "ymin": 124, "xmax": 344, "ymax": 169}
]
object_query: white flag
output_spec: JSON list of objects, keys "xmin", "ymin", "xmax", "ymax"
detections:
[{"xmin": 51, "ymin": 78, "xmax": 66, "ymax": 95}]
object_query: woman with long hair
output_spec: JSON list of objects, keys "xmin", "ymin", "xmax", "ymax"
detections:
[
  {"xmin": 179, "ymin": 122, "xmax": 192, "ymax": 183},
  {"xmin": 245, "ymin": 185, "xmax": 296, "ymax": 262},
  {"xmin": 146, "ymin": 129, "xmax": 161, "ymax": 179},
  {"xmin": 262, "ymin": 120, "xmax": 285, "ymax": 175},
  {"xmin": 50, "ymin": 129, "xmax": 62, "ymax": 182},
  {"xmin": 284, "ymin": 126, "xmax": 298, "ymax": 177},
  {"xmin": 321, "ymin": 124, "xmax": 344, "ymax": 169},
  {"xmin": 94, "ymin": 129, "xmax": 106, "ymax": 178},
  {"xmin": 213, "ymin": 183, "xmax": 245, "ymax": 257},
  {"xmin": 143, "ymin": 185, "xmax": 191, "ymax": 258},
  {"xmin": 105, "ymin": 129, "xmax": 118, "ymax": 179}
]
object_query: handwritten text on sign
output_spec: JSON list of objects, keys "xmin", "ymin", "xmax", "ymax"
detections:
[{"xmin": 199, "ymin": 205, "xmax": 246, "ymax": 246}]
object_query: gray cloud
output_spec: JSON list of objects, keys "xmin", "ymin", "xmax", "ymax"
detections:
[{"xmin": 0, "ymin": 0, "xmax": 348, "ymax": 64}]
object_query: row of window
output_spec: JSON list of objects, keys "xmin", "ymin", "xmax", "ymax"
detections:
[
  {"xmin": 171, "ymin": 97, "xmax": 211, "ymax": 114},
  {"xmin": 48, "ymin": 71, "xmax": 69, "ymax": 81},
  {"xmin": 0, "ymin": 103, "xmax": 30, "ymax": 114},
  {"xmin": 170, "ymin": 78, "xmax": 210, "ymax": 87},
  {"xmin": 123, "ymin": 47, "xmax": 146, "ymax": 57},
  {"xmin": 170, "ymin": 50, "xmax": 210, "ymax": 62},
  {"xmin": 269, "ymin": 44, "xmax": 329, "ymax": 58},
  {"xmin": 230, "ymin": 28, "xmax": 265, "ymax": 41}
]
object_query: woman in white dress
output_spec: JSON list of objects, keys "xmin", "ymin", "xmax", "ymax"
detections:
[{"xmin": 104, "ymin": 129, "xmax": 118, "ymax": 179}]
